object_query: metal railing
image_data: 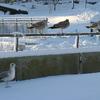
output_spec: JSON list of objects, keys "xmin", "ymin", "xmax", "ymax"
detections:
[
  {"xmin": 0, "ymin": 17, "xmax": 48, "ymax": 34},
  {"xmin": 0, "ymin": 32, "xmax": 100, "ymax": 52}
]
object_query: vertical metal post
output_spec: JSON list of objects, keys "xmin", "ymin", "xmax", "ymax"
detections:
[
  {"xmin": 76, "ymin": 34, "xmax": 79, "ymax": 48},
  {"xmin": 15, "ymin": 19, "xmax": 19, "ymax": 52},
  {"xmin": 31, "ymin": 18, "xmax": 33, "ymax": 33},
  {"xmin": 15, "ymin": 35, "xmax": 19, "ymax": 52},
  {"xmin": 16, "ymin": 19, "xmax": 18, "ymax": 32},
  {"xmin": 76, "ymin": 34, "xmax": 81, "ymax": 74}
]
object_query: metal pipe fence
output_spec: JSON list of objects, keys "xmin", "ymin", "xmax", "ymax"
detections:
[
  {"xmin": 0, "ymin": 17, "xmax": 48, "ymax": 34},
  {"xmin": 0, "ymin": 32, "xmax": 100, "ymax": 52}
]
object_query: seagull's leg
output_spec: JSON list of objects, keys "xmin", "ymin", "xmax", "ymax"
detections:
[
  {"xmin": 5, "ymin": 81, "xmax": 10, "ymax": 88},
  {"xmin": 5, "ymin": 81, "xmax": 8, "ymax": 88},
  {"xmin": 61, "ymin": 29, "xmax": 63, "ymax": 34}
]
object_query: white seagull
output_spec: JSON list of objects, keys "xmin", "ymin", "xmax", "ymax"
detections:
[{"xmin": 0, "ymin": 63, "xmax": 16, "ymax": 87}]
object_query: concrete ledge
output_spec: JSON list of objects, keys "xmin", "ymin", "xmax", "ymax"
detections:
[{"xmin": 0, "ymin": 52, "xmax": 100, "ymax": 80}]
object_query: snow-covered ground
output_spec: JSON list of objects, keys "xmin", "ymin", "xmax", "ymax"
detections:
[
  {"xmin": 0, "ymin": 35, "xmax": 100, "ymax": 58},
  {"xmin": 0, "ymin": 73, "xmax": 100, "ymax": 100},
  {"xmin": 0, "ymin": 1, "xmax": 100, "ymax": 99}
]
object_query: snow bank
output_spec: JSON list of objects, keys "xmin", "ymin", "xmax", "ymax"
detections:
[{"xmin": 0, "ymin": 45, "xmax": 100, "ymax": 58}]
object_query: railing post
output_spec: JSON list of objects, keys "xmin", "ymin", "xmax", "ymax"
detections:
[
  {"xmin": 15, "ymin": 34, "xmax": 19, "ymax": 52},
  {"xmin": 16, "ymin": 19, "xmax": 18, "ymax": 32},
  {"xmin": 14, "ymin": 34, "xmax": 19, "ymax": 52},
  {"xmin": 76, "ymin": 34, "xmax": 79, "ymax": 48}
]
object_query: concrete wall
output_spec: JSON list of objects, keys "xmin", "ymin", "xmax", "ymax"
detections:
[{"xmin": 0, "ymin": 52, "xmax": 100, "ymax": 80}]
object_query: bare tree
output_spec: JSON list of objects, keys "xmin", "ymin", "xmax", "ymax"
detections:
[
  {"xmin": 85, "ymin": 0, "xmax": 87, "ymax": 8},
  {"xmin": 48, "ymin": 0, "xmax": 53, "ymax": 13},
  {"xmin": 72, "ymin": 0, "xmax": 74, "ymax": 9},
  {"xmin": 52, "ymin": 0, "xmax": 60, "ymax": 11},
  {"xmin": 72, "ymin": 0, "xmax": 80, "ymax": 9},
  {"xmin": 47, "ymin": 0, "xmax": 60, "ymax": 13}
]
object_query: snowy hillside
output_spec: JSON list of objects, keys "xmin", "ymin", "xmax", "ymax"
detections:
[{"xmin": 0, "ymin": 73, "xmax": 100, "ymax": 100}]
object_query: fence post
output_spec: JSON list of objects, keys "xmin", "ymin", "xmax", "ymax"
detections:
[
  {"xmin": 15, "ymin": 34, "xmax": 19, "ymax": 52},
  {"xmin": 76, "ymin": 34, "xmax": 79, "ymax": 48},
  {"xmin": 15, "ymin": 19, "xmax": 19, "ymax": 52}
]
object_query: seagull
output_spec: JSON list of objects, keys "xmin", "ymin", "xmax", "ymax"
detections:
[
  {"xmin": 27, "ymin": 20, "xmax": 48, "ymax": 34},
  {"xmin": 49, "ymin": 19, "xmax": 70, "ymax": 33},
  {"xmin": 86, "ymin": 21, "xmax": 100, "ymax": 32},
  {"xmin": 0, "ymin": 63, "xmax": 16, "ymax": 87},
  {"xmin": 86, "ymin": 22, "xmax": 98, "ymax": 30}
]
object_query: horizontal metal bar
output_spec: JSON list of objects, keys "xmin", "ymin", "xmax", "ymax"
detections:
[
  {"xmin": 0, "ymin": 21, "xmax": 44, "ymax": 24},
  {"xmin": 25, "ymin": 33, "xmax": 100, "ymax": 36},
  {"xmin": 0, "ymin": 20, "xmax": 46, "ymax": 24},
  {"xmin": 0, "ymin": 17, "xmax": 46, "ymax": 20},
  {"xmin": 0, "ymin": 33, "xmax": 100, "ymax": 37}
]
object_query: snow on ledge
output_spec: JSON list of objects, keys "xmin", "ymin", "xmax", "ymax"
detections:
[{"xmin": 0, "ymin": 46, "xmax": 100, "ymax": 59}]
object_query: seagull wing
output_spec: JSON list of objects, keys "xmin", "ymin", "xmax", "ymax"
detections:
[{"xmin": 0, "ymin": 71, "xmax": 9, "ymax": 79}]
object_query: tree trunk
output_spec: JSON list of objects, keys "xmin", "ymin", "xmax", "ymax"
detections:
[
  {"xmin": 85, "ymin": 0, "xmax": 87, "ymax": 8},
  {"xmin": 72, "ymin": 0, "xmax": 74, "ymax": 9},
  {"xmin": 52, "ymin": 0, "xmax": 59, "ymax": 11}
]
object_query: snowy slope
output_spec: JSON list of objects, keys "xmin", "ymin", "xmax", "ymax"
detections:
[{"xmin": 0, "ymin": 73, "xmax": 100, "ymax": 100}]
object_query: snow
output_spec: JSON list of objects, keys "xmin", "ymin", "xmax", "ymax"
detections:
[
  {"xmin": 0, "ymin": 45, "xmax": 100, "ymax": 58},
  {"xmin": 0, "ymin": 1, "xmax": 100, "ymax": 99},
  {"xmin": 0, "ymin": 35, "xmax": 100, "ymax": 58},
  {"xmin": 0, "ymin": 73, "xmax": 100, "ymax": 100}
]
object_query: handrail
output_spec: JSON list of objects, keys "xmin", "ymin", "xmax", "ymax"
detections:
[
  {"xmin": 0, "ymin": 32, "xmax": 100, "ymax": 37},
  {"xmin": 0, "ymin": 32, "xmax": 100, "ymax": 51}
]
